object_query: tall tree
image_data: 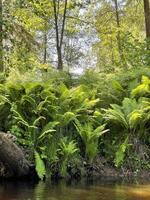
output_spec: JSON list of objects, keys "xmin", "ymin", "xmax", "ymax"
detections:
[
  {"xmin": 114, "ymin": 0, "xmax": 123, "ymax": 61},
  {"xmin": 53, "ymin": 0, "xmax": 68, "ymax": 71},
  {"xmin": 43, "ymin": 26, "xmax": 48, "ymax": 64},
  {"xmin": 4, "ymin": 0, "xmax": 42, "ymax": 73},
  {"xmin": 143, "ymin": 0, "xmax": 150, "ymax": 45},
  {"xmin": 95, "ymin": 0, "xmax": 145, "ymax": 71}
]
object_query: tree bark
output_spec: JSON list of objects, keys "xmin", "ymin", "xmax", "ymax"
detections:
[
  {"xmin": 53, "ymin": 0, "xmax": 62, "ymax": 70},
  {"xmin": 0, "ymin": 132, "xmax": 30, "ymax": 177},
  {"xmin": 57, "ymin": 47, "xmax": 63, "ymax": 70},
  {"xmin": 0, "ymin": 0, "xmax": 3, "ymax": 72},
  {"xmin": 114, "ymin": 0, "xmax": 123, "ymax": 61},
  {"xmin": 53, "ymin": 0, "xmax": 68, "ymax": 71},
  {"xmin": 43, "ymin": 30, "xmax": 47, "ymax": 64},
  {"xmin": 144, "ymin": 0, "xmax": 150, "ymax": 38}
]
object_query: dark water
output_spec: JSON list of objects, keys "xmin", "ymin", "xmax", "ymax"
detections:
[{"xmin": 0, "ymin": 179, "xmax": 150, "ymax": 200}]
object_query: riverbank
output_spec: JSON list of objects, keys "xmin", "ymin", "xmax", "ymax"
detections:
[
  {"xmin": 0, "ymin": 133, "xmax": 149, "ymax": 181},
  {"xmin": 0, "ymin": 156, "xmax": 150, "ymax": 182},
  {"xmin": 66, "ymin": 156, "xmax": 150, "ymax": 182}
]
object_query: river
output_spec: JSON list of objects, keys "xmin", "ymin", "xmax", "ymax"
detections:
[{"xmin": 0, "ymin": 179, "xmax": 150, "ymax": 200}]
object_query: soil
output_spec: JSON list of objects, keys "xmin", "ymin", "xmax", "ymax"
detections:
[
  {"xmin": 0, "ymin": 149, "xmax": 149, "ymax": 181},
  {"xmin": 66, "ymin": 156, "xmax": 150, "ymax": 181}
]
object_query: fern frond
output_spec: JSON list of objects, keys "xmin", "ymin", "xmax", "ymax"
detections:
[{"xmin": 35, "ymin": 151, "xmax": 46, "ymax": 180}]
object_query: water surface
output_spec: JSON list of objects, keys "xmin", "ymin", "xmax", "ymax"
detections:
[{"xmin": 0, "ymin": 179, "xmax": 150, "ymax": 200}]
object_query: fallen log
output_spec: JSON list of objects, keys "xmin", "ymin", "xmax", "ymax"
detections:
[{"xmin": 0, "ymin": 132, "xmax": 30, "ymax": 178}]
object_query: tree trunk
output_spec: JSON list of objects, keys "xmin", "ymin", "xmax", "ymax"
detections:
[
  {"xmin": 143, "ymin": 0, "xmax": 150, "ymax": 66},
  {"xmin": 114, "ymin": 0, "xmax": 123, "ymax": 61},
  {"xmin": 143, "ymin": 0, "xmax": 150, "ymax": 49},
  {"xmin": 43, "ymin": 30, "xmax": 47, "ymax": 64},
  {"xmin": 0, "ymin": 0, "xmax": 3, "ymax": 72},
  {"xmin": 57, "ymin": 47, "xmax": 63, "ymax": 70},
  {"xmin": 53, "ymin": 0, "xmax": 68, "ymax": 71},
  {"xmin": 0, "ymin": 132, "xmax": 30, "ymax": 177}
]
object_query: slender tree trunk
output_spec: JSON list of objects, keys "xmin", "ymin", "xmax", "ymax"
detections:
[
  {"xmin": 57, "ymin": 47, "xmax": 63, "ymax": 70},
  {"xmin": 110, "ymin": 34, "xmax": 115, "ymax": 65},
  {"xmin": 43, "ymin": 30, "xmax": 47, "ymax": 64},
  {"xmin": 53, "ymin": 0, "xmax": 67, "ymax": 71},
  {"xmin": 0, "ymin": 0, "xmax": 3, "ymax": 72},
  {"xmin": 143, "ymin": 0, "xmax": 150, "ymax": 48},
  {"xmin": 53, "ymin": 0, "xmax": 62, "ymax": 70},
  {"xmin": 60, "ymin": 0, "xmax": 67, "ymax": 49},
  {"xmin": 114, "ymin": 0, "xmax": 123, "ymax": 61}
]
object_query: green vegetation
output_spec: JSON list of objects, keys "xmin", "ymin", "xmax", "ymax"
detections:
[
  {"xmin": 0, "ymin": 0, "xmax": 150, "ymax": 180},
  {"xmin": 0, "ymin": 71, "xmax": 150, "ymax": 179}
]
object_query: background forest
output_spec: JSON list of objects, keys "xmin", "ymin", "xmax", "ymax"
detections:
[{"xmin": 0, "ymin": 0, "xmax": 150, "ymax": 180}]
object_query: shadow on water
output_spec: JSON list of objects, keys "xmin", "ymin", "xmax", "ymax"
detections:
[{"xmin": 0, "ymin": 179, "xmax": 150, "ymax": 200}]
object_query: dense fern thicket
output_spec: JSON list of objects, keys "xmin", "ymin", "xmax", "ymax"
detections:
[{"xmin": 0, "ymin": 67, "xmax": 150, "ymax": 179}]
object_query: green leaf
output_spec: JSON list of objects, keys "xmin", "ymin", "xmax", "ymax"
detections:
[
  {"xmin": 112, "ymin": 80, "xmax": 125, "ymax": 93},
  {"xmin": 114, "ymin": 137, "xmax": 129, "ymax": 168},
  {"xmin": 35, "ymin": 151, "xmax": 46, "ymax": 180}
]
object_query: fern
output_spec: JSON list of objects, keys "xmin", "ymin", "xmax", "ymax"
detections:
[
  {"xmin": 112, "ymin": 80, "xmax": 125, "ymax": 93},
  {"xmin": 114, "ymin": 137, "xmax": 129, "ymax": 167},
  {"xmin": 104, "ymin": 104, "xmax": 128, "ymax": 129},
  {"xmin": 104, "ymin": 98, "xmax": 144, "ymax": 131},
  {"xmin": 21, "ymin": 95, "xmax": 37, "ymax": 108},
  {"xmin": 74, "ymin": 119, "xmax": 108, "ymax": 162},
  {"xmin": 122, "ymin": 98, "xmax": 138, "ymax": 116},
  {"xmin": 59, "ymin": 137, "xmax": 78, "ymax": 176},
  {"xmin": 35, "ymin": 151, "xmax": 46, "ymax": 180},
  {"xmin": 59, "ymin": 137, "xmax": 78, "ymax": 157},
  {"xmin": 132, "ymin": 76, "xmax": 150, "ymax": 98},
  {"xmin": 129, "ymin": 110, "xmax": 142, "ymax": 129},
  {"xmin": 57, "ymin": 111, "xmax": 76, "ymax": 126}
]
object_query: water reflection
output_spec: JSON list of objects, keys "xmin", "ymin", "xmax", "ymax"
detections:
[{"xmin": 0, "ymin": 180, "xmax": 149, "ymax": 200}]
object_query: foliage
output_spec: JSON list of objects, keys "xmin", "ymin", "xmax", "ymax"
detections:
[
  {"xmin": 114, "ymin": 137, "xmax": 130, "ymax": 167},
  {"xmin": 0, "ymin": 76, "xmax": 102, "ymax": 177},
  {"xmin": 0, "ymin": 0, "xmax": 150, "ymax": 179},
  {"xmin": 59, "ymin": 137, "xmax": 78, "ymax": 176},
  {"xmin": 94, "ymin": 0, "xmax": 146, "ymax": 71},
  {"xmin": 132, "ymin": 76, "xmax": 150, "ymax": 98},
  {"xmin": 104, "ymin": 97, "xmax": 150, "ymax": 138},
  {"xmin": 35, "ymin": 151, "xmax": 46, "ymax": 180},
  {"xmin": 74, "ymin": 119, "xmax": 108, "ymax": 163}
]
